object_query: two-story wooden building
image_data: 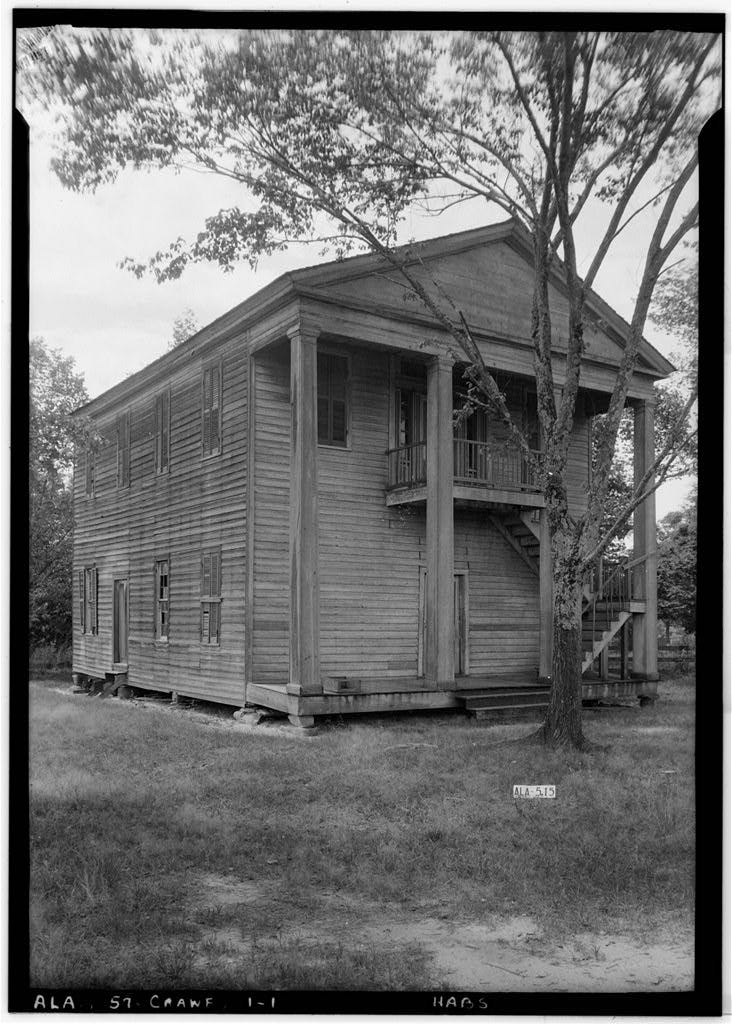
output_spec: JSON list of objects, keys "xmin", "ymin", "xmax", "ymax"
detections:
[{"xmin": 71, "ymin": 219, "xmax": 670, "ymax": 726}]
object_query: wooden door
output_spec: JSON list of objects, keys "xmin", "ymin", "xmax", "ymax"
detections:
[
  {"xmin": 453, "ymin": 573, "xmax": 467, "ymax": 676},
  {"xmin": 419, "ymin": 570, "xmax": 468, "ymax": 679},
  {"xmin": 113, "ymin": 578, "xmax": 129, "ymax": 665}
]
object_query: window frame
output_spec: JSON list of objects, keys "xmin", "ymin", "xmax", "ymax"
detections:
[
  {"xmin": 317, "ymin": 349, "xmax": 351, "ymax": 449},
  {"xmin": 201, "ymin": 360, "xmax": 223, "ymax": 460},
  {"xmin": 117, "ymin": 410, "xmax": 131, "ymax": 488},
  {"xmin": 154, "ymin": 557, "xmax": 170, "ymax": 642},
  {"xmin": 200, "ymin": 548, "xmax": 222, "ymax": 646},
  {"xmin": 155, "ymin": 389, "xmax": 171, "ymax": 475}
]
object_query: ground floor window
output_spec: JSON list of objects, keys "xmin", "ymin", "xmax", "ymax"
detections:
[
  {"xmin": 155, "ymin": 558, "xmax": 169, "ymax": 640},
  {"xmin": 200, "ymin": 549, "xmax": 221, "ymax": 645}
]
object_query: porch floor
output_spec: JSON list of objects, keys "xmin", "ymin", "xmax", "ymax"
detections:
[{"xmin": 246, "ymin": 674, "xmax": 658, "ymax": 719}]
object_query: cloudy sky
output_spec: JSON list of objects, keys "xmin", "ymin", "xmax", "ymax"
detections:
[{"xmin": 23, "ymin": 35, "xmax": 698, "ymax": 516}]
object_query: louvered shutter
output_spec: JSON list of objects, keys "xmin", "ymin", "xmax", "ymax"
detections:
[
  {"xmin": 200, "ymin": 550, "xmax": 221, "ymax": 644},
  {"xmin": 118, "ymin": 413, "xmax": 130, "ymax": 487},
  {"xmin": 161, "ymin": 391, "xmax": 169, "ymax": 470},
  {"xmin": 202, "ymin": 365, "xmax": 221, "ymax": 457},
  {"xmin": 90, "ymin": 567, "xmax": 98, "ymax": 634},
  {"xmin": 211, "ymin": 365, "xmax": 221, "ymax": 453},
  {"xmin": 78, "ymin": 570, "xmax": 85, "ymax": 632}
]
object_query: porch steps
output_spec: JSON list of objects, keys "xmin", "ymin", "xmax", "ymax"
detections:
[{"xmin": 457, "ymin": 684, "xmax": 550, "ymax": 716}]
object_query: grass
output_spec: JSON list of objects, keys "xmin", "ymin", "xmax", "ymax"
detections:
[{"xmin": 28, "ymin": 676, "xmax": 695, "ymax": 989}]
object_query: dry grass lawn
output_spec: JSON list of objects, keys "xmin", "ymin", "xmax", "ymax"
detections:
[{"xmin": 29, "ymin": 676, "xmax": 695, "ymax": 990}]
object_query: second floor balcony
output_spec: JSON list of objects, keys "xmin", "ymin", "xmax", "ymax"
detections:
[{"xmin": 386, "ymin": 438, "xmax": 544, "ymax": 509}]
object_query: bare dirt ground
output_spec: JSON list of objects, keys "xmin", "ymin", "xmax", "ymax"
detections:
[{"xmin": 194, "ymin": 872, "xmax": 693, "ymax": 992}]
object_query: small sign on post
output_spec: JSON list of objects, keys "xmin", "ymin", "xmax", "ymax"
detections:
[{"xmin": 513, "ymin": 784, "xmax": 556, "ymax": 799}]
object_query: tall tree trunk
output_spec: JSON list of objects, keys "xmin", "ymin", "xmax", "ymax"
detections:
[{"xmin": 541, "ymin": 539, "xmax": 587, "ymax": 749}]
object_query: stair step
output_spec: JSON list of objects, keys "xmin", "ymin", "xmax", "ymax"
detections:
[
  {"xmin": 472, "ymin": 701, "xmax": 548, "ymax": 718},
  {"xmin": 464, "ymin": 691, "xmax": 550, "ymax": 711}
]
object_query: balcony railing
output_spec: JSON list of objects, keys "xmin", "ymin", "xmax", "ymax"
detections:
[
  {"xmin": 453, "ymin": 439, "xmax": 540, "ymax": 490},
  {"xmin": 387, "ymin": 441, "xmax": 427, "ymax": 489},
  {"xmin": 386, "ymin": 440, "xmax": 541, "ymax": 492}
]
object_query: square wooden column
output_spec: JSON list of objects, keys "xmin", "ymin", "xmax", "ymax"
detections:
[
  {"xmin": 425, "ymin": 355, "xmax": 455, "ymax": 688},
  {"xmin": 632, "ymin": 398, "xmax": 659, "ymax": 680},
  {"xmin": 287, "ymin": 322, "xmax": 322, "ymax": 697}
]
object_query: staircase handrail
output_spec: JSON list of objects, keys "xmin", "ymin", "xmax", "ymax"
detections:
[{"xmin": 583, "ymin": 552, "xmax": 648, "ymax": 619}]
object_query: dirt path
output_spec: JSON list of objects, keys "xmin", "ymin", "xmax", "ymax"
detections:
[{"xmin": 192, "ymin": 873, "xmax": 693, "ymax": 992}]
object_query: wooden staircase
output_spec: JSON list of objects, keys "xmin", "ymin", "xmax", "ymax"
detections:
[
  {"xmin": 581, "ymin": 604, "xmax": 631, "ymax": 674},
  {"xmin": 490, "ymin": 514, "xmax": 640, "ymax": 683},
  {"xmin": 581, "ymin": 557, "xmax": 639, "ymax": 677},
  {"xmin": 489, "ymin": 509, "xmax": 541, "ymax": 576}
]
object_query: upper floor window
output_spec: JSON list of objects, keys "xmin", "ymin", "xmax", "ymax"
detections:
[
  {"xmin": 117, "ymin": 411, "xmax": 130, "ymax": 488},
  {"xmin": 78, "ymin": 566, "xmax": 98, "ymax": 634},
  {"xmin": 202, "ymin": 362, "xmax": 222, "ymax": 458},
  {"xmin": 155, "ymin": 390, "xmax": 170, "ymax": 474},
  {"xmin": 85, "ymin": 448, "xmax": 95, "ymax": 497},
  {"xmin": 200, "ymin": 549, "xmax": 221, "ymax": 645},
  {"xmin": 317, "ymin": 353, "xmax": 348, "ymax": 447},
  {"xmin": 155, "ymin": 558, "xmax": 170, "ymax": 640}
]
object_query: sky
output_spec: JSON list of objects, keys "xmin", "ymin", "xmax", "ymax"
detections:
[{"xmin": 23, "ymin": 31, "xmax": 700, "ymax": 520}]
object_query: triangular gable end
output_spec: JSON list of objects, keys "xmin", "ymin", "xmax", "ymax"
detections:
[{"xmin": 293, "ymin": 221, "xmax": 672, "ymax": 380}]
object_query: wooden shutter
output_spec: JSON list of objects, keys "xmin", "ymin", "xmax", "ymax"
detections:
[
  {"xmin": 200, "ymin": 549, "xmax": 221, "ymax": 644},
  {"xmin": 78, "ymin": 570, "xmax": 85, "ymax": 632},
  {"xmin": 161, "ymin": 391, "xmax": 170, "ymax": 470},
  {"xmin": 118, "ymin": 412, "xmax": 130, "ymax": 487},
  {"xmin": 330, "ymin": 357, "xmax": 347, "ymax": 444},
  {"xmin": 317, "ymin": 353, "xmax": 348, "ymax": 446},
  {"xmin": 90, "ymin": 567, "xmax": 98, "ymax": 634},
  {"xmin": 202, "ymin": 363, "xmax": 222, "ymax": 457},
  {"xmin": 85, "ymin": 449, "xmax": 94, "ymax": 496},
  {"xmin": 155, "ymin": 393, "xmax": 170, "ymax": 473}
]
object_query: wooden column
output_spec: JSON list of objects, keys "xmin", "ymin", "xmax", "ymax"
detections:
[
  {"xmin": 287, "ymin": 321, "xmax": 321, "ymax": 697},
  {"xmin": 632, "ymin": 398, "xmax": 659, "ymax": 680},
  {"xmin": 425, "ymin": 355, "xmax": 454, "ymax": 688}
]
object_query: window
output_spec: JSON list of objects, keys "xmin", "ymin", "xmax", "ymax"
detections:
[
  {"xmin": 85, "ymin": 448, "xmax": 95, "ymax": 496},
  {"xmin": 79, "ymin": 566, "xmax": 98, "ymax": 634},
  {"xmin": 155, "ymin": 559, "xmax": 169, "ymax": 640},
  {"xmin": 155, "ymin": 390, "xmax": 170, "ymax": 474},
  {"xmin": 117, "ymin": 411, "xmax": 130, "ymax": 487},
  {"xmin": 202, "ymin": 362, "xmax": 222, "ymax": 457},
  {"xmin": 317, "ymin": 353, "xmax": 348, "ymax": 447},
  {"xmin": 200, "ymin": 549, "xmax": 221, "ymax": 645}
]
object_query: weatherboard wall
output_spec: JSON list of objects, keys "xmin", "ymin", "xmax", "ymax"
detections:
[{"xmin": 72, "ymin": 334, "xmax": 249, "ymax": 706}]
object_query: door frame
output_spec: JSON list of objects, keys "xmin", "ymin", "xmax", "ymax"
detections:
[
  {"xmin": 112, "ymin": 577, "xmax": 129, "ymax": 668},
  {"xmin": 453, "ymin": 570, "xmax": 469, "ymax": 677}
]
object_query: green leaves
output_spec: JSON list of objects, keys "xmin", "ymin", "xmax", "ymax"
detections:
[{"xmin": 29, "ymin": 339, "xmax": 89, "ymax": 647}]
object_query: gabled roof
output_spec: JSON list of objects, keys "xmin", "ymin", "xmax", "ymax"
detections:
[
  {"xmin": 76, "ymin": 217, "xmax": 673, "ymax": 416},
  {"xmin": 288, "ymin": 217, "xmax": 675, "ymax": 378}
]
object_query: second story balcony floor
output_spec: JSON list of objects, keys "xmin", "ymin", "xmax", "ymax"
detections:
[{"xmin": 386, "ymin": 438, "xmax": 544, "ymax": 509}]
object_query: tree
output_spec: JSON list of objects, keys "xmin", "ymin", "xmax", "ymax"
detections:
[
  {"xmin": 19, "ymin": 26, "xmax": 721, "ymax": 747},
  {"xmin": 29, "ymin": 338, "xmax": 89, "ymax": 648},
  {"xmin": 170, "ymin": 308, "xmax": 200, "ymax": 350},
  {"xmin": 595, "ymin": 252, "xmax": 699, "ymax": 560},
  {"xmin": 657, "ymin": 499, "xmax": 697, "ymax": 638}
]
